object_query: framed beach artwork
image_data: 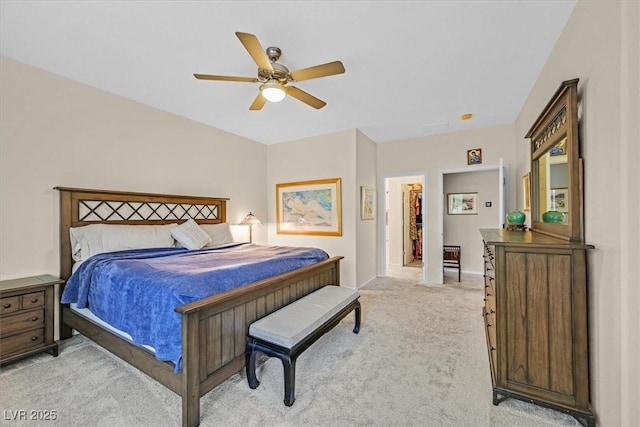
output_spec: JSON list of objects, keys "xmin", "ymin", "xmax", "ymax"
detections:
[
  {"xmin": 360, "ymin": 186, "xmax": 375, "ymax": 220},
  {"xmin": 447, "ymin": 192, "xmax": 478, "ymax": 215},
  {"xmin": 276, "ymin": 178, "xmax": 342, "ymax": 236}
]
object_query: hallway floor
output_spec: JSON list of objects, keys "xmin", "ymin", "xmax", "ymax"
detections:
[{"xmin": 386, "ymin": 264, "xmax": 483, "ymax": 288}]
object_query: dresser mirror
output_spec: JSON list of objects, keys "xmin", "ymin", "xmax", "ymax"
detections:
[{"xmin": 525, "ymin": 79, "xmax": 583, "ymax": 241}]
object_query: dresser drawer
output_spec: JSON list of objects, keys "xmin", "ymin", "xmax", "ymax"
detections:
[
  {"xmin": 0, "ymin": 296, "xmax": 20, "ymax": 315},
  {"xmin": 22, "ymin": 291, "xmax": 45, "ymax": 309},
  {"xmin": 0, "ymin": 309, "xmax": 45, "ymax": 335},
  {"xmin": 0, "ymin": 328, "xmax": 44, "ymax": 357}
]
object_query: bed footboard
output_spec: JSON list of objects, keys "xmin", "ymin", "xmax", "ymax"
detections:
[{"xmin": 177, "ymin": 255, "xmax": 342, "ymax": 427}]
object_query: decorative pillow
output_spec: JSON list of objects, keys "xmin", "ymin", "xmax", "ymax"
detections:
[
  {"xmin": 70, "ymin": 223, "xmax": 178, "ymax": 261},
  {"xmin": 200, "ymin": 223, "xmax": 235, "ymax": 247},
  {"xmin": 171, "ymin": 219, "xmax": 211, "ymax": 250}
]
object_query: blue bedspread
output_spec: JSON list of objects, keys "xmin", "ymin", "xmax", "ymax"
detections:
[{"xmin": 61, "ymin": 244, "xmax": 329, "ymax": 371}]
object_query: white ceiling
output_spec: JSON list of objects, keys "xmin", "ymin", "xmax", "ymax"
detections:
[{"xmin": 0, "ymin": 1, "xmax": 577, "ymax": 145}]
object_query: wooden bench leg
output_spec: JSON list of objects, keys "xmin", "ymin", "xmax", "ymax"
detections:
[
  {"xmin": 282, "ymin": 355, "xmax": 296, "ymax": 407},
  {"xmin": 245, "ymin": 342, "xmax": 260, "ymax": 389}
]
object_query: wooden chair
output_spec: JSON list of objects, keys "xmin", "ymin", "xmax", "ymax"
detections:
[{"xmin": 443, "ymin": 245, "xmax": 461, "ymax": 282}]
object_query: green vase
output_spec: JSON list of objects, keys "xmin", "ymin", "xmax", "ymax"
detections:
[
  {"xmin": 542, "ymin": 210, "xmax": 564, "ymax": 223},
  {"xmin": 506, "ymin": 211, "xmax": 526, "ymax": 225}
]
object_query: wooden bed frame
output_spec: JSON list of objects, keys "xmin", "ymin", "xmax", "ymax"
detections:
[{"xmin": 55, "ymin": 187, "xmax": 343, "ymax": 427}]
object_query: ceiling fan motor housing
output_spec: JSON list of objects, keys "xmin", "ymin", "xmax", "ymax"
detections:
[{"xmin": 258, "ymin": 60, "xmax": 290, "ymax": 83}]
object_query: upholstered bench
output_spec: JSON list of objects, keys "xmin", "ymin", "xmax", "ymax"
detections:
[{"xmin": 245, "ymin": 285, "xmax": 361, "ymax": 406}]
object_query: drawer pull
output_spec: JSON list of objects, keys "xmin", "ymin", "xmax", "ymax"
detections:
[
  {"xmin": 31, "ymin": 316, "xmax": 39, "ymax": 322},
  {"xmin": 3, "ymin": 303, "xmax": 11, "ymax": 309},
  {"xmin": 31, "ymin": 298, "xmax": 39, "ymax": 303},
  {"xmin": 31, "ymin": 336, "xmax": 38, "ymax": 341}
]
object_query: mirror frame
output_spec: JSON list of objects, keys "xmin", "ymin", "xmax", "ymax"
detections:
[{"xmin": 525, "ymin": 79, "xmax": 583, "ymax": 242}]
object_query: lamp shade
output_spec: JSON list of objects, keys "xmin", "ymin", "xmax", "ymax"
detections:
[
  {"xmin": 260, "ymin": 81, "xmax": 286, "ymax": 102},
  {"xmin": 241, "ymin": 212, "xmax": 262, "ymax": 225}
]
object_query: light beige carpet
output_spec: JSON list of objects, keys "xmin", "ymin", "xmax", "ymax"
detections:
[{"xmin": 0, "ymin": 276, "xmax": 582, "ymax": 427}]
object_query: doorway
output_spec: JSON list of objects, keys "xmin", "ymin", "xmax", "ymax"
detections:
[
  {"xmin": 439, "ymin": 161, "xmax": 507, "ymax": 282},
  {"xmin": 384, "ymin": 174, "xmax": 426, "ymax": 282}
]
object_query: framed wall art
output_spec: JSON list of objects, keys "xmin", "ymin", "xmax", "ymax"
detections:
[
  {"xmin": 467, "ymin": 148, "xmax": 482, "ymax": 165},
  {"xmin": 522, "ymin": 172, "xmax": 531, "ymax": 211},
  {"xmin": 550, "ymin": 188, "xmax": 569, "ymax": 212},
  {"xmin": 360, "ymin": 186, "xmax": 375, "ymax": 220},
  {"xmin": 447, "ymin": 192, "xmax": 478, "ymax": 215},
  {"xmin": 276, "ymin": 178, "xmax": 342, "ymax": 236}
]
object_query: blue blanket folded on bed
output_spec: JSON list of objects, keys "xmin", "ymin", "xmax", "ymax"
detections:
[{"xmin": 61, "ymin": 244, "xmax": 329, "ymax": 372}]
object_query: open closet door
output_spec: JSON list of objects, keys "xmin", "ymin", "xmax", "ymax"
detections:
[
  {"xmin": 402, "ymin": 185, "xmax": 414, "ymax": 265},
  {"xmin": 402, "ymin": 184, "xmax": 423, "ymax": 265}
]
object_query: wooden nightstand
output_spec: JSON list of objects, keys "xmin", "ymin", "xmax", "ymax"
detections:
[{"xmin": 0, "ymin": 275, "xmax": 62, "ymax": 366}]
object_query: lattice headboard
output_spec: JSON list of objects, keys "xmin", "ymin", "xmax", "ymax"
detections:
[{"xmin": 55, "ymin": 187, "xmax": 229, "ymax": 280}]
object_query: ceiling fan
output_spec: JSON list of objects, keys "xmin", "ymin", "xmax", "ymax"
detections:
[{"xmin": 194, "ymin": 32, "xmax": 345, "ymax": 110}]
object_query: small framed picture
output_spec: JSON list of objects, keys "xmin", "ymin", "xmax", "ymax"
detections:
[
  {"xmin": 467, "ymin": 149, "xmax": 482, "ymax": 165},
  {"xmin": 447, "ymin": 192, "xmax": 478, "ymax": 215},
  {"xmin": 550, "ymin": 188, "xmax": 568, "ymax": 212},
  {"xmin": 360, "ymin": 186, "xmax": 375, "ymax": 220},
  {"xmin": 550, "ymin": 138, "xmax": 566, "ymax": 156}
]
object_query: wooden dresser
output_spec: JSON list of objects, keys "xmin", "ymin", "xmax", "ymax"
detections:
[
  {"xmin": 480, "ymin": 229, "xmax": 595, "ymax": 427},
  {"xmin": 0, "ymin": 275, "xmax": 62, "ymax": 366}
]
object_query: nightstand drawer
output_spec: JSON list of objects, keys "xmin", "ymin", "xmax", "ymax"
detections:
[
  {"xmin": 0, "ymin": 309, "xmax": 45, "ymax": 335},
  {"xmin": 0, "ymin": 328, "xmax": 44, "ymax": 356},
  {"xmin": 0, "ymin": 296, "xmax": 20, "ymax": 315},
  {"xmin": 22, "ymin": 291, "xmax": 45, "ymax": 309}
]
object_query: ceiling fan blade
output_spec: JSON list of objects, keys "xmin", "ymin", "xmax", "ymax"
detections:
[
  {"xmin": 194, "ymin": 74, "xmax": 258, "ymax": 83},
  {"xmin": 235, "ymin": 32, "xmax": 273, "ymax": 71},
  {"xmin": 249, "ymin": 93, "xmax": 267, "ymax": 111},
  {"xmin": 287, "ymin": 86, "xmax": 327, "ymax": 109},
  {"xmin": 290, "ymin": 61, "xmax": 345, "ymax": 82}
]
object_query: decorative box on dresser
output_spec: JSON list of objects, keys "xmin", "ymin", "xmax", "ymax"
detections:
[
  {"xmin": 0, "ymin": 275, "xmax": 62, "ymax": 366},
  {"xmin": 480, "ymin": 229, "xmax": 595, "ymax": 427}
]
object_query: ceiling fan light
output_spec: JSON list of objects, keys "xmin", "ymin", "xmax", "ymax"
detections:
[{"xmin": 260, "ymin": 81, "xmax": 286, "ymax": 102}]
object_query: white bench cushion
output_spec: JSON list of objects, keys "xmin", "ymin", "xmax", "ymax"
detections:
[{"xmin": 249, "ymin": 286, "xmax": 359, "ymax": 349}]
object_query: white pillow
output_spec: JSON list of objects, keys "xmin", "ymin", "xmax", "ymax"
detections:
[
  {"xmin": 200, "ymin": 223, "xmax": 235, "ymax": 247},
  {"xmin": 171, "ymin": 219, "xmax": 211, "ymax": 250},
  {"xmin": 70, "ymin": 223, "xmax": 178, "ymax": 261}
]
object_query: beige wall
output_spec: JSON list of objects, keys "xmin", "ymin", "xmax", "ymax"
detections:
[
  {"xmin": 266, "ymin": 129, "xmax": 358, "ymax": 287},
  {"xmin": 513, "ymin": 1, "xmax": 639, "ymax": 425},
  {"xmin": 355, "ymin": 130, "xmax": 377, "ymax": 286},
  {"xmin": 377, "ymin": 124, "xmax": 516, "ymax": 284},
  {"xmin": 0, "ymin": 57, "xmax": 267, "ymax": 280}
]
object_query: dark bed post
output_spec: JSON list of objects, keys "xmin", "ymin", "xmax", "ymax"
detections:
[
  {"xmin": 56, "ymin": 188, "xmax": 74, "ymax": 340},
  {"xmin": 182, "ymin": 312, "xmax": 200, "ymax": 427}
]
